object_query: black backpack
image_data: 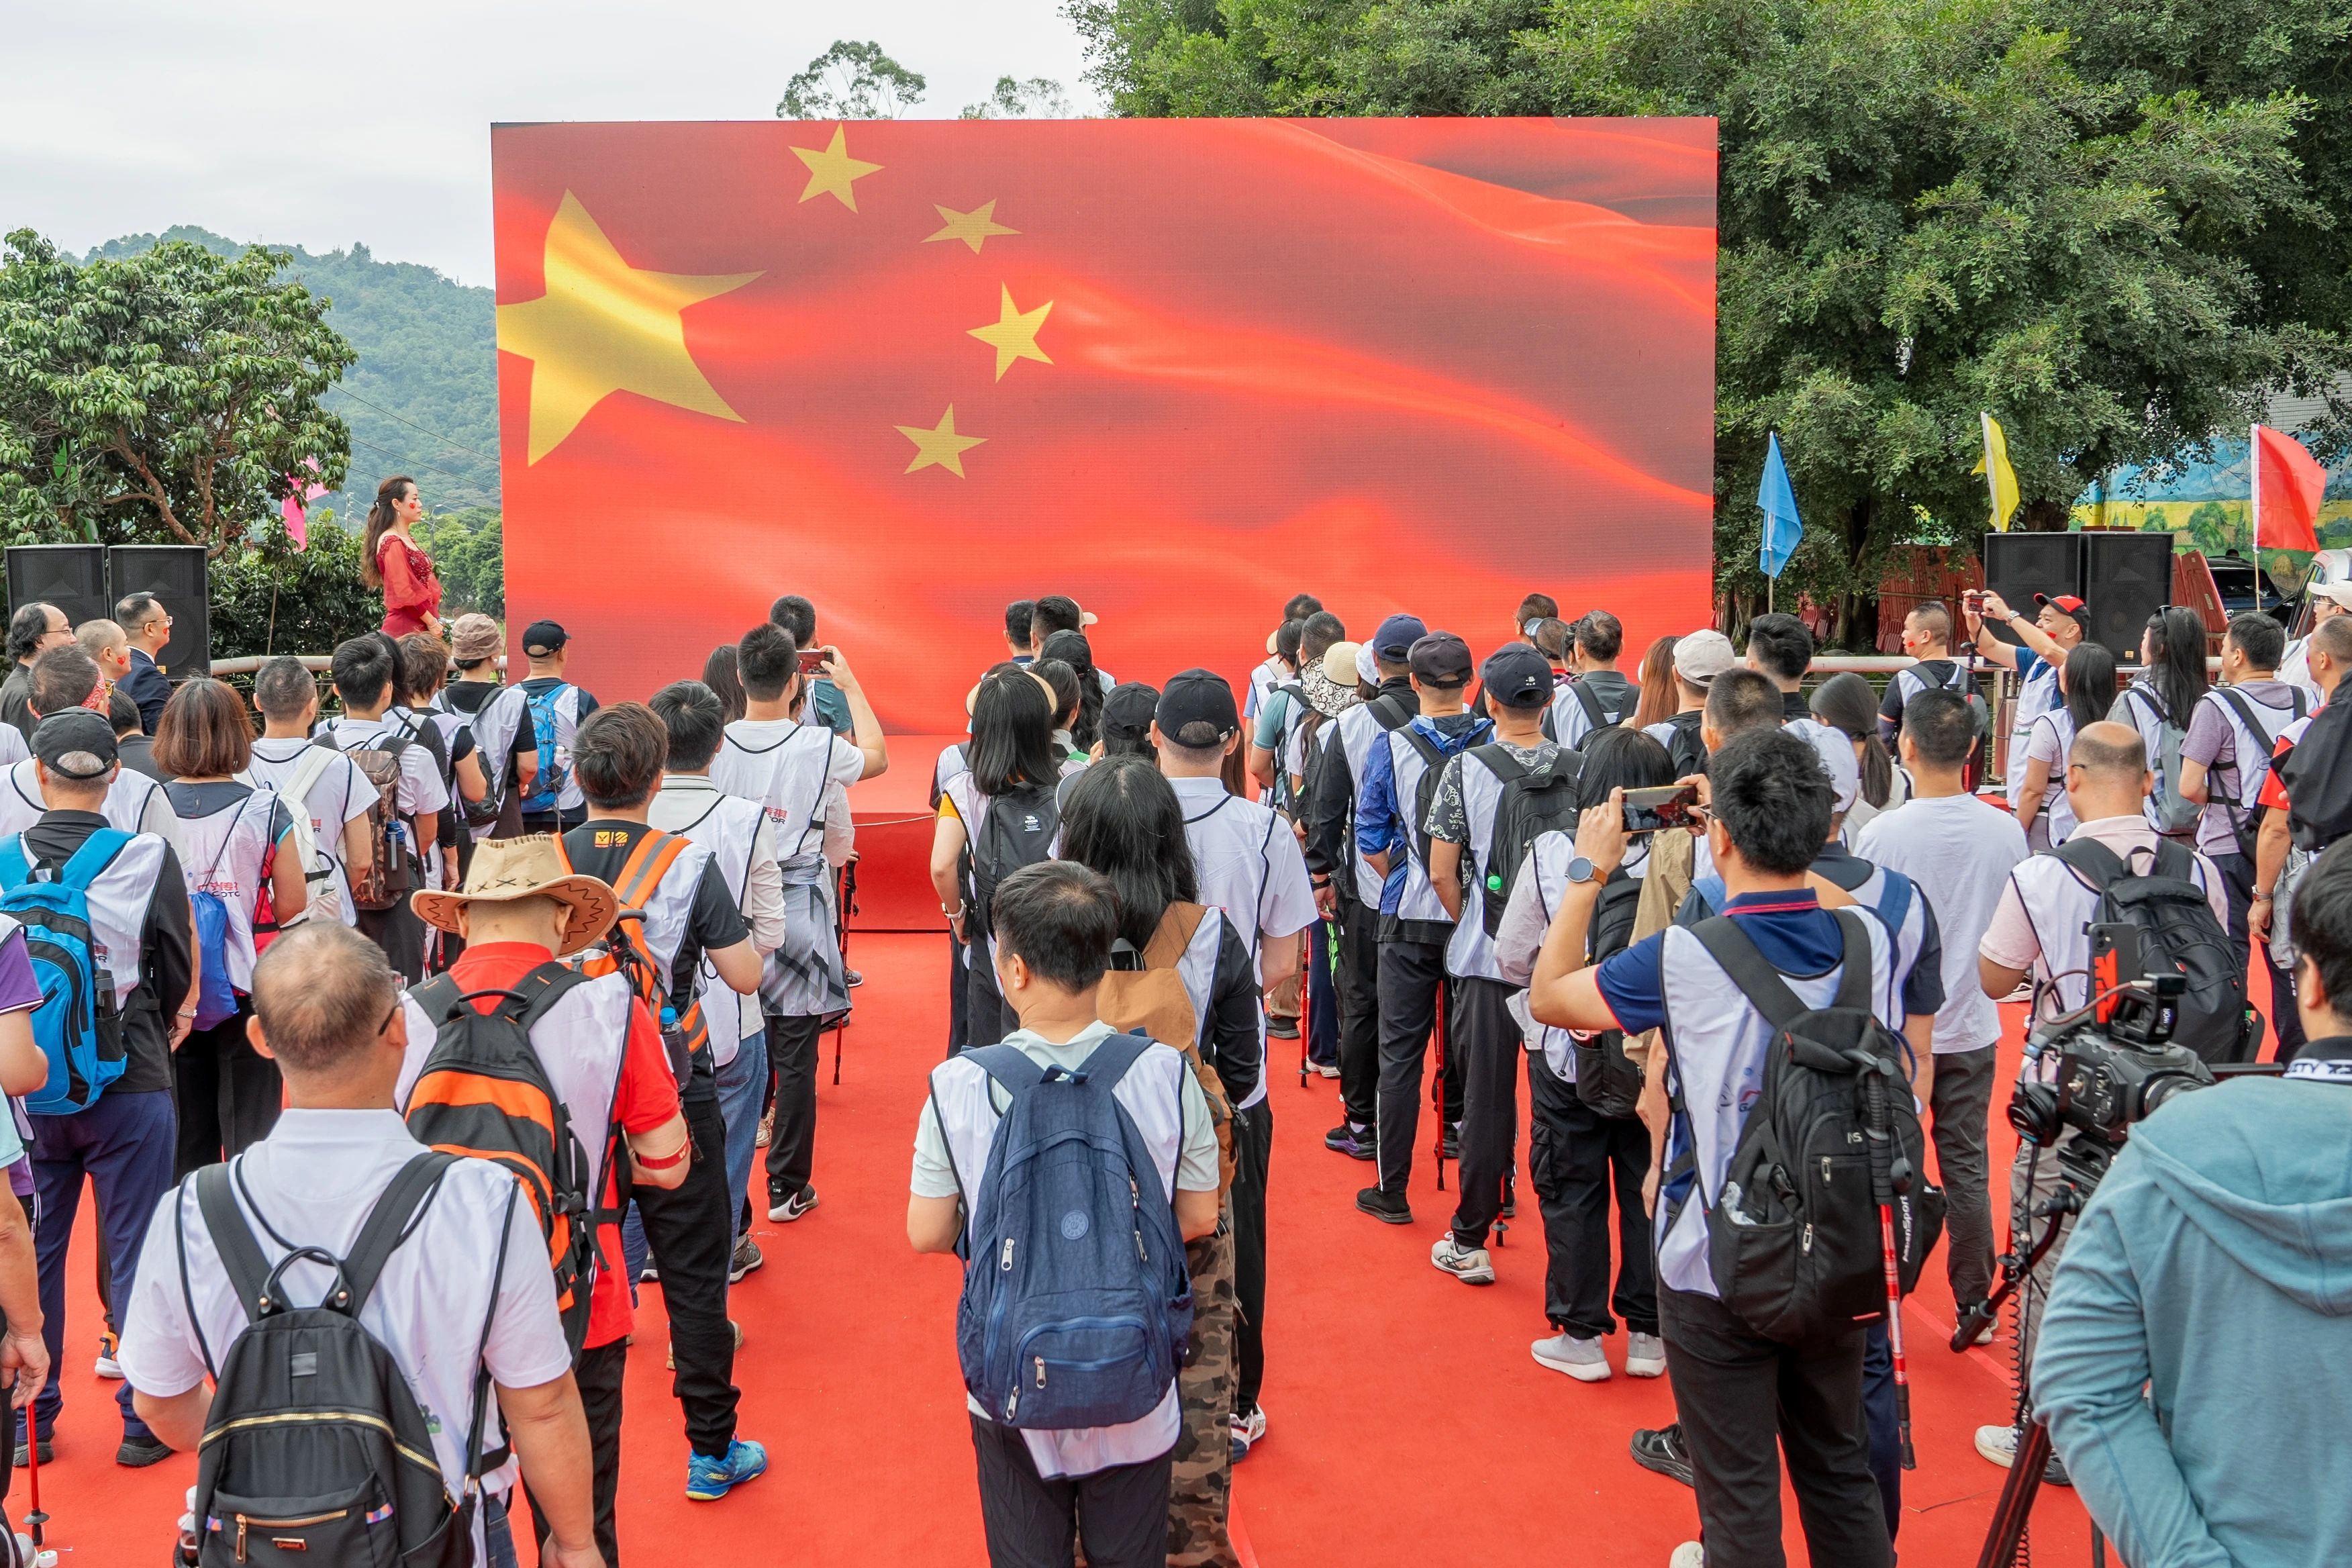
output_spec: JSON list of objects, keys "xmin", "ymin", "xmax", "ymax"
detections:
[
  {"xmin": 1571, "ymin": 872, "xmax": 1647, "ymax": 1119},
  {"xmin": 2282, "ymin": 700, "xmax": 2352, "ymax": 852},
  {"xmin": 2209, "ymin": 686, "xmax": 2308, "ymax": 861},
  {"xmin": 970, "ymin": 783, "xmax": 1061, "ymax": 937},
  {"xmin": 1677, "ymin": 912, "xmax": 1945, "ymax": 1344},
  {"xmin": 2049, "ymin": 837, "xmax": 2254, "ymax": 1065},
  {"xmin": 179, "ymin": 1152, "xmax": 513, "ymax": 1568},
  {"xmin": 1659, "ymin": 709, "xmax": 1709, "ymax": 779},
  {"xmin": 1267, "ymin": 683, "xmax": 1310, "ymax": 815},
  {"xmin": 1471, "ymin": 743, "xmax": 1583, "ymax": 936},
  {"xmin": 405, "ymin": 965, "xmax": 611, "ymax": 1356}
]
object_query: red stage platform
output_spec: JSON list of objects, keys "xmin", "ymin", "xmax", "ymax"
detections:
[{"xmin": 846, "ymin": 735, "xmax": 959, "ymax": 932}]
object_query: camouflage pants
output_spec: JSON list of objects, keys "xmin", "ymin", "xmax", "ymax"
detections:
[{"xmin": 1169, "ymin": 1217, "xmax": 1241, "ymax": 1568}]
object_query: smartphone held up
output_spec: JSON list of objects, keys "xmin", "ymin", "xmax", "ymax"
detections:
[{"xmin": 1622, "ymin": 783, "xmax": 1701, "ymax": 836}]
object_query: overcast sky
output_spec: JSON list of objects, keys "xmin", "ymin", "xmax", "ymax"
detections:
[{"xmin": 1, "ymin": 0, "xmax": 1097, "ymax": 283}]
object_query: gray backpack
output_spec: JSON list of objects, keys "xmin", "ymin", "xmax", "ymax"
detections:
[{"xmin": 2119, "ymin": 685, "xmax": 2200, "ymax": 835}]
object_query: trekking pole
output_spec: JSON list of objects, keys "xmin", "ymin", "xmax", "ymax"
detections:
[
  {"xmin": 1863, "ymin": 1060, "xmax": 1917, "ymax": 1469},
  {"xmin": 1432, "ymin": 977, "xmax": 1450, "ymax": 1193},
  {"xmin": 832, "ymin": 858, "xmax": 857, "ymax": 1087},
  {"xmin": 23, "ymin": 1412, "xmax": 46, "ymax": 1565}
]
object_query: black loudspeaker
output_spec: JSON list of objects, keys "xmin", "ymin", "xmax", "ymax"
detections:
[
  {"xmin": 1982, "ymin": 532, "xmax": 2084, "ymax": 617},
  {"xmin": 107, "ymin": 545, "xmax": 210, "ymax": 678},
  {"xmin": 2082, "ymin": 533, "xmax": 2175, "ymax": 666},
  {"xmin": 4, "ymin": 544, "xmax": 110, "ymax": 632}
]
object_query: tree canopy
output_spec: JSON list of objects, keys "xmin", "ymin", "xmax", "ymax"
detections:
[
  {"xmin": 1071, "ymin": 0, "xmax": 2352, "ymax": 640},
  {"xmin": 778, "ymin": 40, "xmax": 930, "ymax": 119}
]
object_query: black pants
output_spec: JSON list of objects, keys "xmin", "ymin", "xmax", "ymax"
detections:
[
  {"xmin": 969, "ymin": 1416, "xmax": 1171, "ymax": 1568},
  {"xmin": 2216, "ymin": 850, "xmax": 2306, "ymax": 1060},
  {"xmin": 1230, "ymin": 1099, "xmax": 1272, "ymax": 1417},
  {"xmin": 170, "ymin": 1001, "xmax": 282, "ymax": 1179},
  {"xmin": 1527, "ymin": 1052, "xmax": 1657, "ymax": 1337},
  {"xmin": 765, "ymin": 1012, "xmax": 822, "ymax": 1199},
  {"xmin": 1306, "ymin": 918, "xmax": 1339, "ymax": 1069},
  {"xmin": 947, "ymin": 934, "xmax": 969, "ymax": 1056},
  {"xmin": 1448, "ymin": 977, "xmax": 1520, "ymax": 1248},
  {"xmin": 1861, "ymin": 1322, "xmax": 1900, "ymax": 1546},
  {"xmin": 967, "ymin": 948, "xmax": 1014, "ymax": 1050},
  {"xmin": 1373, "ymin": 938, "xmax": 1457, "ymax": 1197},
  {"xmin": 355, "ymin": 901, "xmax": 426, "ymax": 985},
  {"xmin": 532, "ymin": 1338, "xmax": 626, "ymax": 1567},
  {"xmin": 630, "ymin": 1077, "xmax": 740, "ymax": 1459},
  {"xmin": 1333, "ymin": 895, "xmax": 1381, "ymax": 1130},
  {"xmin": 1659, "ymin": 1285, "xmax": 1891, "ymax": 1568}
]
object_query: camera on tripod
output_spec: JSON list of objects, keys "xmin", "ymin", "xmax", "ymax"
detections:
[{"xmin": 2006, "ymin": 924, "xmax": 2216, "ymax": 1191}]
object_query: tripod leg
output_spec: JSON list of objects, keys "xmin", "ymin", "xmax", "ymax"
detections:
[{"xmin": 1973, "ymin": 1420, "xmax": 2051, "ymax": 1568}]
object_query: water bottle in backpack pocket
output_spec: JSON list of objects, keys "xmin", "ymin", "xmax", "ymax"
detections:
[{"xmin": 0, "ymin": 831, "xmax": 130, "ymax": 1115}]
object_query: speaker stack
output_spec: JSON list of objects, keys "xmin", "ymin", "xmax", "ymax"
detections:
[
  {"xmin": 3, "ymin": 543, "xmax": 211, "ymax": 677},
  {"xmin": 1981, "ymin": 531, "xmax": 2173, "ymax": 665}
]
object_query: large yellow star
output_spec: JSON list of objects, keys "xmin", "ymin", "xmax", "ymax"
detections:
[
  {"xmin": 925, "ymin": 201, "xmax": 1018, "ymax": 254},
  {"xmin": 968, "ymin": 285, "xmax": 1054, "ymax": 381},
  {"xmin": 496, "ymin": 193, "xmax": 761, "ymax": 464},
  {"xmin": 793, "ymin": 126, "xmax": 882, "ymax": 211},
  {"xmin": 897, "ymin": 406, "xmax": 986, "ymax": 477}
]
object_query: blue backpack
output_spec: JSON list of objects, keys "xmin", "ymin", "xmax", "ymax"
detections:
[
  {"xmin": 950, "ymin": 1034, "xmax": 1193, "ymax": 1430},
  {"xmin": 0, "ymin": 830, "xmax": 132, "ymax": 1115},
  {"xmin": 521, "ymin": 683, "xmax": 573, "ymax": 814},
  {"xmin": 187, "ymin": 799, "xmax": 246, "ymax": 1032}
]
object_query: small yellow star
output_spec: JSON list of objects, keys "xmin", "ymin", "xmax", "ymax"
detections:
[
  {"xmin": 925, "ymin": 201, "xmax": 1019, "ymax": 254},
  {"xmin": 792, "ymin": 126, "xmax": 882, "ymax": 211},
  {"xmin": 967, "ymin": 285, "xmax": 1053, "ymax": 381},
  {"xmin": 897, "ymin": 405, "xmax": 986, "ymax": 477}
]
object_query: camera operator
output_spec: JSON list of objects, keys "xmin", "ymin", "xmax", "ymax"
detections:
[
  {"xmin": 1974, "ymin": 720, "xmax": 2228, "ymax": 1481},
  {"xmin": 2033, "ymin": 836, "xmax": 2352, "ymax": 1568}
]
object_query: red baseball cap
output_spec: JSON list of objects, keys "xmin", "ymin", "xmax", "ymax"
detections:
[{"xmin": 2035, "ymin": 593, "xmax": 2090, "ymax": 622}]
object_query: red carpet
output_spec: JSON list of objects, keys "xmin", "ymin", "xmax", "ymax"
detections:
[{"xmin": 30, "ymin": 934, "xmax": 2108, "ymax": 1566}]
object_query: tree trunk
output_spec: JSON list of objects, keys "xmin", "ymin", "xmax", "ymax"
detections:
[{"xmin": 2018, "ymin": 497, "xmax": 2070, "ymax": 532}]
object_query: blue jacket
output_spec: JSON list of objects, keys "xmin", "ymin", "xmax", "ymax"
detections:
[
  {"xmin": 2034, "ymin": 1063, "xmax": 2352, "ymax": 1568},
  {"xmin": 1354, "ymin": 712, "xmax": 1489, "ymax": 916}
]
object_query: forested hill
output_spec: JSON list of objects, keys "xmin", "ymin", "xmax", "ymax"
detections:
[{"xmin": 78, "ymin": 227, "xmax": 499, "ymax": 517}]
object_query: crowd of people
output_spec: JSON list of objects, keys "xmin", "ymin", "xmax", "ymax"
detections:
[{"xmin": 0, "ymin": 481, "xmax": 2339, "ymax": 1568}]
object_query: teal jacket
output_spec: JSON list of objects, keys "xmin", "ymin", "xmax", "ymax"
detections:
[{"xmin": 2033, "ymin": 1067, "xmax": 2352, "ymax": 1568}]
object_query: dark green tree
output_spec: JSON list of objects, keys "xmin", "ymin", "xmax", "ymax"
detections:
[{"xmin": 0, "ymin": 232, "xmax": 354, "ymax": 554}]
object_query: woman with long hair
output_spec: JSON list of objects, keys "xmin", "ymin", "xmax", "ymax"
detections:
[
  {"xmin": 930, "ymin": 669, "xmax": 1064, "ymax": 1046},
  {"xmin": 1032, "ymin": 658, "xmax": 1087, "ymax": 763},
  {"xmin": 701, "ymin": 644, "xmax": 749, "ymax": 726},
  {"xmin": 1057, "ymin": 755, "xmax": 1258, "ymax": 1560},
  {"xmin": 1810, "ymin": 670, "xmax": 1907, "ymax": 834},
  {"xmin": 156, "ymin": 678, "xmax": 309, "ymax": 1170},
  {"xmin": 362, "ymin": 476, "xmax": 443, "ymax": 638},
  {"xmin": 1630, "ymin": 634, "xmax": 1681, "ymax": 732},
  {"xmin": 2112, "ymin": 605, "xmax": 2212, "ymax": 836},
  {"xmin": 2014, "ymin": 642, "xmax": 2118, "ymax": 847},
  {"xmin": 1040, "ymin": 628, "xmax": 1106, "ymax": 752}
]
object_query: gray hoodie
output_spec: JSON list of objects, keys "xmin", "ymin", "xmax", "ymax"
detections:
[{"xmin": 2033, "ymin": 1067, "xmax": 2352, "ymax": 1568}]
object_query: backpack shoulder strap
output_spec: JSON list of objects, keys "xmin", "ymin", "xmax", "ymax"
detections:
[
  {"xmin": 505, "ymin": 959, "xmax": 595, "ymax": 1032},
  {"xmin": 409, "ymin": 972, "xmax": 465, "ymax": 1026},
  {"xmin": 1369, "ymin": 691, "xmax": 1414, "ymax": 731},
  {"xmin": 1828, "ymin": 907, "xmax": 1874, "ymax": 1014},
  {"xmin": 1469, "ymin": 742, "xmax": 1528, "ymax": 784},
  {"xmin": 0, "ymin": 834, "xmax": 32, "ymax": 892},
  {"xmin": 340, "ymin": 1150, "xmax": 460, "ymax": 1314},
  {"xmin": 57, "ymin": 827, "xmax": 134, "ymax": 889},
  {"xmin": 1396, "ymin": 724, "xmax": 1446, "ymax": 769},
  {"xmin": 2049, "ymin": 834, "xmax": 2130, "ymax": 891},
  {"xmin": 1874, "ymin": 869, "xmax": 1914, "ymax": 948},
  {"xmin": 285, "ymin": 744, "xmax": 338, "ymax": 805},
  {"xmin": 964, "ymin": 1042, "xmax": 1047, "ymax": 1101},
  {"xmin": 195, "ymin": 1161, "xmax": 277, "ymax": 1324},
  {"xmin": 2152, "ymin": 839, "xmax": 2200, "ymax": 885},
  {"xmin": 1142, "ymin": 902, "xmax": 1208, "ymax": 970},
  {"xmin": 1077, "ymin": 1031, "xmax": 1154, "ymax": 1083},
  {"xmin": 1688, "ymin": 914, "xmax": 1814, "ymax": 1032},
  {"xmin": 1575, "ymin": 681, "xmax": 1607, "ymax": 728}
]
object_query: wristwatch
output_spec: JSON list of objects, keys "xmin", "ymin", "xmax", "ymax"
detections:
[{"xmin": 1565, "ymin": 855, "xmax": 1598, "ymax": 886}]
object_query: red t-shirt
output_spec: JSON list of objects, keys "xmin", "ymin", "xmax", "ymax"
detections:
[{"xmin": 446, "ymin": 942, "xmax": 679, "ymax": 1349}]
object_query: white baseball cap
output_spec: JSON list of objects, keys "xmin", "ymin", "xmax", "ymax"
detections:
[{"xmin": 1786, "ymin": 718, "xmax": 1861, "ymax": 818}]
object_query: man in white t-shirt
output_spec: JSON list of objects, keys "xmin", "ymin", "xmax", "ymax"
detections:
[
  {"xmin": 119, "ymin": 922, "xmax": 601, "ymax": 1568},
  {"xmin": 0, "ymin": 644, "xmax": 179, "ymax": 850},
  {"xmin": 909, "ymin": 862, "xmax": 1219, "ymax": 1568},
  {"xmin": 319, "ymin": 636, "xmax": 448, "ymax": 982},
  {"xmin": 1853, "ymin": 687, "xmax": 2029, "ymax": 1320},
  {"xmin": 1152, "ymin": 669, "xmax": 1313, "ymax": 1457},
  {"xmin": 246, "ymin": 656, "xmax": 377, "ymax": 927},
  {"xmin": 709, "ymin": 622, "xmax": 887, "ymax": 1224}
]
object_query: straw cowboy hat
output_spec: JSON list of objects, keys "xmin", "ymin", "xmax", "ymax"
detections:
[{"xmin": 411, "ymin": 834, "xmax": 618, "ymax": 957}]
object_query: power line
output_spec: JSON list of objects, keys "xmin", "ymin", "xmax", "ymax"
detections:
[
  {"xmin": 324, "ymin": 386, "xmax": 499, "ymax": 466},
  {"xmin": 340, "ymin": 434, "xmax": 477, "ymax": 494}
]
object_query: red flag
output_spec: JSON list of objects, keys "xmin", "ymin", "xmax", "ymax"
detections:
[
  {"xmin": 2253, "ymin": 423, "xmax": 2326, "ymax": 554},
  {"xmin": 489, "ymin": 119, "xmax": 1718, "ymax": 730}
]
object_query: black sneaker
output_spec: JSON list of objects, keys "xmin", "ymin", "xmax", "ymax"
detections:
[
  {"xmin": 768, "ymin": 1183, "xmax": 820, "ymax": 1223},
  {"xmin": 1631, "ymin": 1422, "xmax": 1695, "ymax": 1487},
  {"xmin": 1267, "ymin": 1017, "xmax": 1300, "ymax": 1040},
  {"xmin": 1355, "ymin": 1187, "xmax": 1414, "ymax": 1225},
  {"xmin": 1440, "ymin": 1122, "xmax": 1461, "ymax": 1159},
  {"xmin": 11, "ymin": 1438, "xmax": 50, "ymax": 1467},
  {"xmin": 118, "ymin": 1434, "xmax": 173, "ymax": 1467},
  {"xmin": 1324, "ymin": 1122, "xmax": 1357, "ymax": 1151}
]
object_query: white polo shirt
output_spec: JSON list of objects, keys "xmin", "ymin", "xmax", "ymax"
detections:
[{"xmin": 119, "ymin": 1110, "xmax": 573, "ymax": 1568}]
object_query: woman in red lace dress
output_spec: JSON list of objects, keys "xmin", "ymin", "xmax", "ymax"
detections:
[{"xmin": 362, "ymin": 475, "xmax": 444, "ymax": 638}]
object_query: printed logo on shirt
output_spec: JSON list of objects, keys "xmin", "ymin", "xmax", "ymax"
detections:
[{"xmin": 592, "ymin": 828, "xmax": 626, "ymax": 848}]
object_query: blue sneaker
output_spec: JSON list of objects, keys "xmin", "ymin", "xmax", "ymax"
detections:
[{"xmin": 685, "ymin": 1437, "xmax": 769, "ymax": 1501}]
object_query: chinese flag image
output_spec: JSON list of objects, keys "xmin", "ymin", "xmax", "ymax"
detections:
[{"xmin": 490, "ymin": 118, "xmax": 1718, "ymax": 731}]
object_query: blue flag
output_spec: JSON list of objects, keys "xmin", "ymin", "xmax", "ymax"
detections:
[{"xmin": 1757, "ymin": 431, "xmax": 1802, "ymax": 580}]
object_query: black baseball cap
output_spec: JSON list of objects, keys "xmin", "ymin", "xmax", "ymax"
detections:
[
  {"xmin": 522, "ymin": 620, "xmax": 569, "ymax": 656},
  {"xmin": 32, "ymin": 709, "xmax": 117, "ymax": 779},
  {"xmin": 1101, "ymin": 682, "xmax": 1159, "ymax": 745},
  {"xmin": 1155, "ymin": 669, "xmax": 1240, "ymax": 745},
  {"xmin": 1480, "ymin": 643, "xmax": 1555, "ymax": 708},
  {"xmin": 1408, "ymin": 632, "xmax": 1473, "ymax": 687},
  {"xmin": 1373, "ymin": 614, "xmax": 1428, "ymax": 660}
]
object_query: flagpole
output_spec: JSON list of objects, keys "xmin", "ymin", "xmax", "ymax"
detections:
[{"xmin": 2251, "ymin": 422, "xmax": 2263, "ymax": 609}]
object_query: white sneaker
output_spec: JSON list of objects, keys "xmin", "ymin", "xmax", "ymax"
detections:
[
  {"xmin": 1315, "ymin": 1062, "xmax": 1340, "ymax": 1079},
  {"xmin": 1626, "ymin": 1331, "xmax": 1667, "ymax": 1378},
  {"xmin": 1669, "ymin": 1544, "xmax": 1705, "ymax": 1568},
  {"xmin": 1975, "ymin": 1423, "xmax": 2019, "ymax": 1467},
  {"xmin": 1531, "ymin": 1332, "xmax": 1611, "ymax": 1381},
  {"xmin": 1430, "ymin": 1236, "xmax": 1496, "ymax": 1285}
]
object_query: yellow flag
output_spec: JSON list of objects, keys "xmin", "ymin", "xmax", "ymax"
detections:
[{"xmin": 1975, "ymin": 411, "xmax": 2020, "ymax": 533}]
